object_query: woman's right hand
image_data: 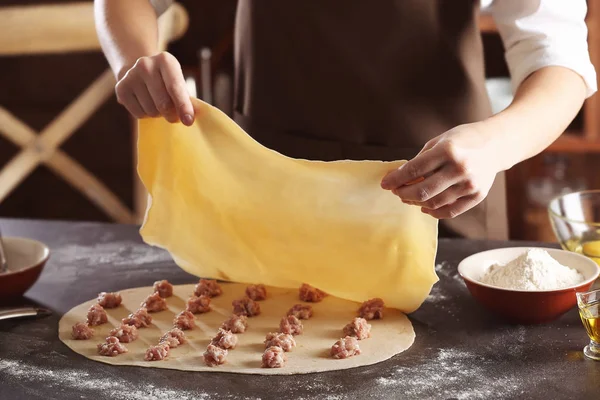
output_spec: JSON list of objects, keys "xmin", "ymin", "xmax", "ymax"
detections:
[{"xmin": 115, "ymin": 51, "xmax": 195, "ymax": 126}]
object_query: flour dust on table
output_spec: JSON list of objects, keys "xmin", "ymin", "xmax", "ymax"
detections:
[{"xmin": 58, "ymin": 282, "xmax": 415, "ymax": 375}]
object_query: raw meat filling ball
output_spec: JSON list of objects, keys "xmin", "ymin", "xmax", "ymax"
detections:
[
  {"xmin": 287, "ymin": 304, "xmax": 313, "ymax": 320},
  {"xmin": 159, "ymin": 328, "xmax": 187, "ymax": 348},
  {"xmin": 342, "ymin": 317, "xmax": 372, "ymax": 340},
  {"xmin": 358, "ymin": 298, "xmax": 384, "ymax": 320},
  {"xmin": 232, "ymin": 297, "xmax": 261, "ymax": 317},
  {"xmin": 262, "ymin": 346, "xmax": 287, "ymax": 368},
  {"xmin": 153, "ymin": 280, "xmax": 174, "ymax": 298},
  {"xmin": 186, "ymin": 295, "xmax": 211, "ymax": 314},
  {"xmin": 109, "ymin": 324, "xmax": 139, "ymax": 343},
  {"xmin": 97, "ymin": 336, "xmax": 128, "ymax": 357},
  {"xmin": 194, "ymin": 279, "xmax": 223, "ymax": 298},
  {"xmin": 145, "ymin": 343, "xmax": 170, "ymax": 361},
  {"xmin": 97, "ymin": 292, "xmax": 122, "ymax": 308},
  {"xmin": 173, "ymin": 310, "xmax": 196, "ymax": 330},
  {"xmin": 220, "ymin": 314, "xmax": 248, "ymax": 333},
  {"xmin": 298, "ymin": 283, "xmax": 326, "ymax": 302},
  {"xmin": 122, "ymin": 307, "xmax": 152, "ymax": 328},
  {"xmin": 87, "ymin": 304, "xmax": 108, "ymax": 326},
  {"xmin": 71, "ymin": 322, "xmax": 94, "ymax": 340},
  {"xmin": 210, "ymin": 328, "xmax": 238, "ymax": 350},
  {"xmin": 279, "ymin": 315, "xmax": 303, "ymax": 336},
  {"xmin": 264, "ymin": 332, "xmax": 296, "ymax": 352},
  {"xmin": 331, "ymin": 336, "xmax": 361, "ymax": 359},
  {"xmin": 245, "ymin": 284, "xmax": 267, "ymax": 301},
  {"xmin": 204, "ymin": 344, "xmax": 228, "ymax": 367},
  {"xmin": 158, "ymin": 335, "xmax": 178, "ymax": 349},
  {"xmin": 141, "ymin": 292, "xmax": 168, "ymax": 313}
]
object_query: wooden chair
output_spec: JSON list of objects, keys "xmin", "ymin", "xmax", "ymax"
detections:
[{"xmin": 0, "ymin": 2, "xmax": 188, "ymax": 223}]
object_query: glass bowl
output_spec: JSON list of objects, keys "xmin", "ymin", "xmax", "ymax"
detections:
[{"xmin": 549, "ymin": 190, "xmax": 600, "ymax": 267}]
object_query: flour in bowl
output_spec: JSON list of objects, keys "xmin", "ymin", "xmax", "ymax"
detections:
[{"xmin": 480, "ymin": 248, "xmax": 584, "ymax": 290}]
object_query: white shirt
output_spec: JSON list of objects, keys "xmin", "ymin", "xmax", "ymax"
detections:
[
  {"xmin": 152, "ymin": 0, "xmax": 597, "ymax": 97},
  {"xmin": 485, "ymin": 0, "xmax": 596, "ymax": 97}
]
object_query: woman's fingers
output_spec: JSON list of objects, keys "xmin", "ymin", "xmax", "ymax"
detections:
[
  {"xmin": 415, "ymin": 137, "xmax": 440, "ymax": 156},
  {"xmin": 133, "ymin": 84, "xmax": 160, "ymax": 117},
  {"xmin": 144, "ymin": 73, "xmax": 179, "ymax": 123},
  {"xmin": 157, "ymin": 52, "xmax": 195, "ymax": 126},
  {"xmin": 381, "ymin": 145, "xmax": 446, "ymax": 190},
  {"xmin": 388, "ymin": 123, "xmax": 502, "ymax": 220},
  {"xmin": 115, "ymin": 89, "xmax": 146, "ymax": 119},
  {"xmin": 392, "ymin": 164, "xmax": 461, "ymax": 203},
  {"xmin": 404, "ymin": 180, "xmax": 478, "ymax": 209},
  {"xmin": 421, "ymin": 192, "xmax": 485, "ymax": 219},
  {"xmin": 115, "ymin": 52, "xmax": 194, "ymax": 125}
]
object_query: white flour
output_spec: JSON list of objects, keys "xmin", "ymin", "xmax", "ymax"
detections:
[
  {"xmin": 0, "ymin": 359, "xmax": 265, "ymax": 400},
  {"xmin": 54, "ymin": 242, "xmax": 172, "ymax": 267},
  {"xmin": 0, "ymin": 358, "xmax": 345, "ymax": 400},
  {"xmin": 373, "ymin": 348, "xmax": 530, "ymax": 399},
  {"xmin": 480, "ymin": 248, "xmax": 584, "ymax": 290}
]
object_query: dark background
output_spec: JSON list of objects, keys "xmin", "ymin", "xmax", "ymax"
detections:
[
  {"xmin": 3, "ymin": 1, "xmax": 595, "ymax": 243},
  {"xmin": 0, "ymin": 0, "xmax": 237, "ymax": 221}
]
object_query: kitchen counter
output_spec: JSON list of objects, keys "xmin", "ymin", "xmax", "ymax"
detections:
[{"xmin": 0, "ymin": 218, "xmax": 598, "ymax": 400}]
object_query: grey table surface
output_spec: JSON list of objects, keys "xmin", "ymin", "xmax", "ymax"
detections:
[{"xmin": 0, "ymin": 218, "xmax": 598, "ymax": 400}]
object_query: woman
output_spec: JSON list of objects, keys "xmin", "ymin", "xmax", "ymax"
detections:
[{"xmin": 95, "ymin": 0, "xmax": 596, "ymax": 239}]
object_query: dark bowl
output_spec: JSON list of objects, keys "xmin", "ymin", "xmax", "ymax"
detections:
[
  {"xmin": 457, "ymin": 247, "xmax": 599, "ymax": 324},
  {"xmin": 0, "ymin": 237, "xmax": 50, "ymax": 299}
]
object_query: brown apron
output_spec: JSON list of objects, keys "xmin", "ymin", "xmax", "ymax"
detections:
[{"xmin": 232, "ymin": 0, "xmax": 508, "ymax": 240}]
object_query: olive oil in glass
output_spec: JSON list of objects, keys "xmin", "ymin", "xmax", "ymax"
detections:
[{"xmin": 577, "ymin": 289, "xmax": 600, "ymax": 360}]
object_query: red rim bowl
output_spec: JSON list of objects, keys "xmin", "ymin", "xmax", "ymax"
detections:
[
  {"xmin": 457, "ymin": 247, "xmax": 599, "ymax": 324},
  {"xmin": 0, "ymin": 237, "xmax": 50, "ymax": 300}
]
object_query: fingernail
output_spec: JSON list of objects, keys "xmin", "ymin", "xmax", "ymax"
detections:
[{"xmin": 182, "ymin": 114, "xmax": 194, "ymax": 126}]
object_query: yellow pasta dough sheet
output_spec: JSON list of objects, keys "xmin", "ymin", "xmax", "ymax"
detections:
[{"xmin": 137, "ymin": 99, "xmax": 438, "ymax": 313}]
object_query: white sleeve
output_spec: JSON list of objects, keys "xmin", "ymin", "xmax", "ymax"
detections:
[
  {"xmin": 149, "ymin": 0, "xmax": 174, "ymax": 16},
  {"xmin": 490, "ymin": 0, "xmax": 597, "ymax": 97}
]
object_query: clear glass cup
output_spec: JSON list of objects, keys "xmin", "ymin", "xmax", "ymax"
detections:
[
  {"xmin": 576, "ymin": 289, "xmax": 600, "ymax": 360},
  {"xmin": 548, "ymin": 190, "xmax": 600, "ymax": 267}
]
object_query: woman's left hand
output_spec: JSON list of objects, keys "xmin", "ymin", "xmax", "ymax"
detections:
[{"xmin": 380, "ymin": 122, "xmax": 502, "ymax": 219}]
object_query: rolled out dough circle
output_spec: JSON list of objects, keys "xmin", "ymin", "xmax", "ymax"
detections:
[{"xmin": 59, "ymin": 283, "xmax": 415, "ymax": 375}]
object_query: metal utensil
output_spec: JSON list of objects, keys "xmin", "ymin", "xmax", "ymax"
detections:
[
  {"xmin": 0, "ymin": 307, "xmax": 52, "ymax": 321},
  {"xmin": 0, "ymin": 226, "xmax": 8, "ymax": 273}
]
